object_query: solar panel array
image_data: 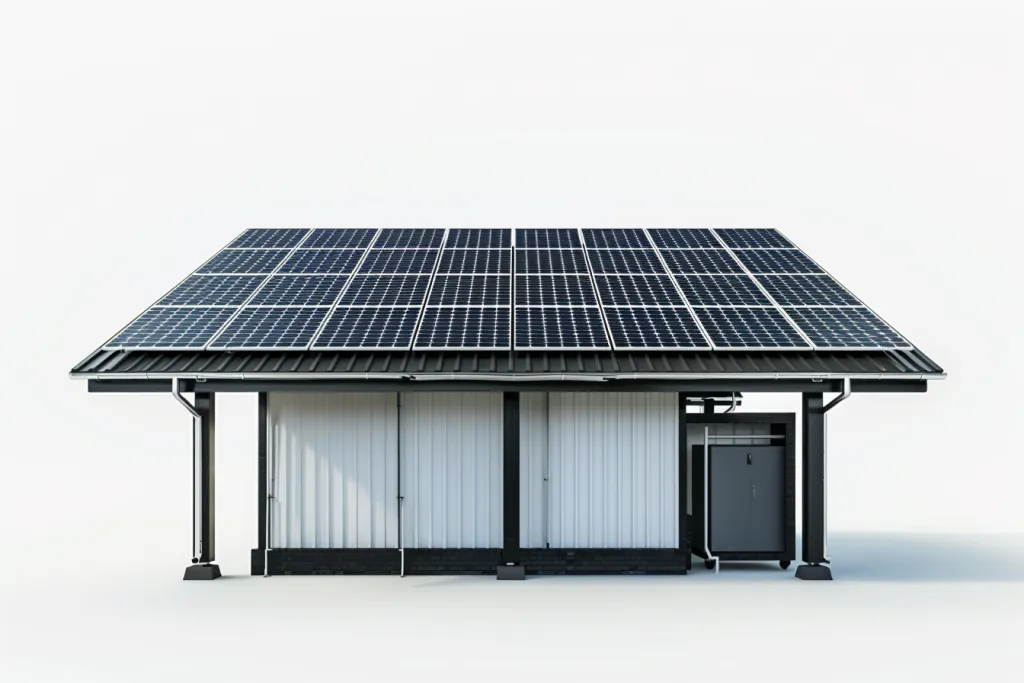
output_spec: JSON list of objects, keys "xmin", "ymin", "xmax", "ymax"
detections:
[{"xmin": 102, "ymin": 228, "xmax": 913, "ymax": 352}]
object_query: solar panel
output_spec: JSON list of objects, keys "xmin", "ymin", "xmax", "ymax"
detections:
[
  {"xmin": 693, "ymin": 307, "xmax": 809, "ymax": 349},
  {"xmin": 585, "ymin": 249, "xmax": 666, "ymax": 274},
  {"xmin": 375, "ymin": 229, "xmax": 445, "ymax": 248},
  {"xmin": 647, "ymin": 229, "xmax": 720, "ymax": 249},
  {"xmin": 414, "ymin": 307, "xmax": 511, "ymax": 349},
  {"xmin": 675, "ymin": 274, "xmax": 772, "ymax": 306},
  {"xmin": 515, "ymin": 249, "xmax": 589, "ymax": 274},
  {"xmin": 515, "ymin": 229, "xmax": 581, "ymax": 249},
  {"xmin": 784, "ymin": 307, "xmax": 909, "ymax": 349},
  {"xmin": 226, "ymin": 229, "xmax": 309, "ymax": 249},
  {"xmin": 604, "ymin": 308, "xmax": 710, "ymax": 349},
  {"xmin": 104, "ymin": 307, "xmax": 236, "ymax": 349},
  {"xmin": 311, "ymin": 307, "xmax": 421, "ymax": 349},
  {"xmin": 301, "ymin": 229, "xmax": 376, "ymax": 249},
  {"xmin": 427, "ymin": 275, "xmax": 511, "ymax": 306},
  {"xmin": 658, "ymin": 249, "xmax": 743, "ymax": 274},
  {"xmin": 197, "ymin": 249, "xmax": 290, "ymax": 274},
  {"xmin": 515, "ymin": 275, "xmax": 598, "ymax": 306},
  {"xmin": 756, "ymin": 274, "xmax": 859, "ymax": 306},
  {"xmin": 246, "ymin": 275, "xmax": 349, "ymax": 307},
  {"xmin": 357, "ymin": 249, "xmax": 439, "ymax": 274},
  {"xmin": 436, "ymin": 249, "xmax": 511, "ymax": 274},
  {"xmin": 514, "ymin": 307, "xmax": 609, "ymax": 349},
  {"xmin": 583, "ymin": 229, "xmax": 650, "ymax": 249},
  {"xmin": 714, "ymin": 229, "xmax": 794, "ymax": 250},
  {"xmin": 446, "ymin": 229, "xmax": 512, "ymax": 249},
  {"xmin": 733, "ymin": 249, "xmax": 823, "ymax": 274},
  {"xmin": 337, "ymin": 275, "xmax": 430, "ymax": 306},
  {"xmin": 277, "ymin": 249, "xmax": 364, "ymax": 274},
  {"xmin": 594, "ymin": 275, "xmax": 685, "ymax": 307},
  {"xmin": 208, "ymin": 307, "xmax": 328, "ymax": 349},
  {"xmin": 156, "ymin": 275, "xmax": 266, "ymax": 307}
]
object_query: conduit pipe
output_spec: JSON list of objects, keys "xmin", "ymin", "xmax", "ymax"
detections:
[{"xmin": 819, "ymin": 377, "xmax": 851, "ymax": 564}]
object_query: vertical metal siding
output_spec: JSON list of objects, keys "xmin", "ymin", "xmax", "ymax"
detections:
[
  {"xmin": 685, "ymin": 422, "xmax": 771, "ymax": 514},
  {"xmin": 268, "ymin": 393, "xmax": 398, "ymax": 549},
  {"xmin": 400, "ymin": 392, "xmax": 503, "ymax": 549},
  {"xmin": 519, "ymin": 392, "xmax": 548, "ymax": 549},
  {"xmin": 547, "ymin": 392, "xmax": 679, "ymax": 549}
]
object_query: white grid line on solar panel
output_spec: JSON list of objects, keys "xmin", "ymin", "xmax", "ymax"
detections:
[
  {"xmin": 356, "ymin": 249, "xmax": 440, "ymax": 274},
  {"xmin": 713, "ymin": 228, "xmax": 795, "ymax": 250},
  {"xmin": 514, "ymin": 275, "xmax": 598, "ymax": 306},
  {"xmin": 674, "ymin": 274, "xmax": 773, "ymax": 306},
  {"xmin": 153, "ymin": 275, "xmax": 267, "ymax": 307},
  {"xmin": 242, "ymin": 275, "xmax": 350, "ymax": 307},
  {"xmin": 646, "ymin": 229, "xmax": 721, "ymax": 249},
  {"xmin": 782, "ymin": 307, "xmax": 912, "ymax": 350},
  {"xmin": 412, "ymin": 307, "xmax": 512, "ymax": 350},
  {"xmin": 426, "ymin": 275, "xmax": 511, "ymax": 306},
  {"xmin": 603, "ymin": 307, "xmax": 713, "ymax": 350},
  {"xmin": 335, "ymin": 274, "xmax": 432, "ymax": 307},
  {"xmin": 298, "ymin": 229, "xmax": 377, "ymax": 249},
  {"xmin": 692, "ymin": 307, "xmax": 811, "ymax": 350},
  {"xmin": 104, "ymin": 307, "xmax": 239, "ymax": 350},
  {"xmin": 592, "ymin": 275, "xmax": 686, "ymax": 307},
  {"xmin": 585, "ymin": 249, "xmax": 667, "ymax": 274},
  {"xmin": 310, "ymin": 306, "xmax": 423, "ymax": 350},
  {"xmin": 225, "ymin": 229, "xmax": 310, "ymax": 249},
  {"xmin": 657, "ymin": 249, "xmax": 744, "ymax": 274},
  {"xmin": 436, "ymin": 249, "xmax": 511, "ymax": 274},
  {"xmin": 374, "ymin": 229, "xmax": 446, "ymax": 248},
  {"xmin": 752, "ymin": 274, "xmax": 861, "ymax": 306},
  {"xmin": 207, "ymin": 307, "xmax": 330, "ymax": 350},
  {"xmin": 582, "ymin": 229, "xmax": 650, "ymax": 249},
  {"xmin": 276, "ymin": 249, "xmax": 365, "ymax": 274},
  {"xmin": 732, "ymin": 249, "xmax": 824, "ymax": 274},
  {"xmin": 513, "ymin": 307, "xmax": 611, "ymax": 350},
  {"xmin": 514, "ymin": 229, "xmax": 583, "ymax": 249},
  {"xmin": 444, "ymin": 229, "xmax": 513, "ymax": 249},
  {"xmin": 514, "ymin": 249, "xmax": 589, "ymax": 273},
  {"xmin": 196, "ymin": 249, "xmax": 292, "ymax": 274}
]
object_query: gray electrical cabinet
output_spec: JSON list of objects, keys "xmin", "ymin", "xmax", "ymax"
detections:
[{"xmin": 691, "ymin": 444, "xmax": 793, "ymax": 569}]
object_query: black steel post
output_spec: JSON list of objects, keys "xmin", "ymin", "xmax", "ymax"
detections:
[
  {"xmin": 797, "ymin": 392, "xmax": 831, "ymax": 580},
  {"xmin": 184, "ymin": 392, "xmax": 220, "ymax": 580},
  {"xmin": 498, "ymin": 392, "xmax": 525, "ymax": 579},
  {"xmin": 679, "ymin": 393, "xmax": 690, "ymax": 568}
]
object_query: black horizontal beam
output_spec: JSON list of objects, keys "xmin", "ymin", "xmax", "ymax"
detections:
[{"xmin": 86, "ymin": 378, "xmax": 930, "ymax": 394}]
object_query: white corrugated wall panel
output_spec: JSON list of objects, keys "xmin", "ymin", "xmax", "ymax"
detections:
[
  {"xmin": 519, "ymin": 392, "xmax": 548, "ymax": 549},
  {"xmin": 547, "ymin": 392, "xmax": 679, "ymax": 549},
  {"xmin": 400, "ymin": 392, "xmax": 503, "ymax": 548},
  {"xmin": 685, "ymin": 421, "xmax": 771, "ymax": 514},
  {"xmin": 268, "ymin": 393, "xmax": 398, "ymax": 549}
]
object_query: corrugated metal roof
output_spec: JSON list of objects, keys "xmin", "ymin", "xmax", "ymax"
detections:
[{"xmin": 70, "ymin": 347, "xmax": 944, "ymax": 379}]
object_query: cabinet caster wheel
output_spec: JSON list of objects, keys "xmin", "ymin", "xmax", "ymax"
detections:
[
  {"xmin": 704, "ymin": 559, "xmax": 716, "ymax": 570},
  {"xmin": 779, "ymin": 560, "xmax": 791, "ymax": 570}
]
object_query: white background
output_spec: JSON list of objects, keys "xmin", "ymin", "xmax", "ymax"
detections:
[{"xmin": 3, "ymin": 1, "xmax": 1023, "ymax": 680}]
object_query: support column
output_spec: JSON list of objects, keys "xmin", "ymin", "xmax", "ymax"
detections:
[
  {"xmin": 252, "ymin": 392, "xmax": 268, "ymax": 575},
  {"xmin": 184, "ymin": 392, "xmax": 220, "ymax": 580},
  {"xmin": 797, "ymin": 392, "xmax": 831, "ymax": 580},
  {"xmin": 498, "ymin": 392, "xmax": 525, "ymax": 580},
  {"xmin": 678, "ymin": 394, "xmax": 691, "ymax": 568}
]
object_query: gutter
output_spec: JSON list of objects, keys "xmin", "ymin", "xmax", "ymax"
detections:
[{"xmin": 70, "ymin": 371, "xmax": 947, "ymax": 382}]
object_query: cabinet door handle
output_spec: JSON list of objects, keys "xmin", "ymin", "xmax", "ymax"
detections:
[{"xmin": 752, "ymin": 484, "xmax": 756, "ymax": 499}]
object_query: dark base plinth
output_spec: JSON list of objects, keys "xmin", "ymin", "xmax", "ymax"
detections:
[
  {"xmin": 795, "ymin": 563, "xmax": 832, "ymax": 581},
  {"xmin": 183, "ymin": 563, "xmax": 222, "ymax": 580},
  {"xmin": 496, "ymin": 564, "xmax": 526, "ymax": 580}
]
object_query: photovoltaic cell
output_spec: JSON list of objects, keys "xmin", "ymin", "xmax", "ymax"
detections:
[
  {"xmin": 515, "ymin": 249, "xmax": 589, "ymax": 274},
  {"xmin": 755, "ymin": 274, "xmax": 859, "ymax": 306},
  {"xmin": 582, "ymin": 229, "xmax": 650, "ymax": 249},
  {"xmin": 337, "ymin": 275, "xmax": 430, "ymax": 306},
  {"xmin": 104, "ymin": 307, "xmax": 237, "ymax": 349},
  {"xmin": 446, "ymin": 229, "xmax": 512, "ymax": 249},
  {"xmin": 714, "ymin": 229, "xmax": 794, "ymax": 250},
  {"xmin": 414, "ymin": 307, "xmax": 511, "ymax": 348},
  {"xmin": 586, "ymin": 249, "xmax": 666, "ymax": 274},
  {"xmin": 312, "ymin": 307, "xmax": 421, "ymax": 349},
  {"xmin": 358, "ymin": 249, "xmax": 438, "ymax": 274},
  {"xmin": 301, "ymin": 229, "xmax": 376, "ymax": 249},
  {"xmin": 693, "ymin": 308, "xmax": 808, "ymax": 348},
  {"xmin": 515, "ymin": 229, "xmax": 581, "ymax": 249},
  {"xmin": 246, "ymin": 275, "xmax": 349, "ymax": 307},
  {"xmin": 277, "ymin": 249, "xmax": 364, "ymax": 274},
  {"xmin": 375, "ymin": 229, "xmax": 445, "ymax": 248},
  {"xmin": 208, "ymin": 307, "xmax": 328, "ymax": 349},
  {"xmin": 734, "ymin": 249, "xmax": 823, "ymax": 274},
  {"xmin": 784, "ymin": 307, "xmax": 908, "ymax": 348},
  {"xmin": 427, "ymin": 276, "xmax": 510, "ymax": 306},
  {"xmin": 156, "ymin": 275, "xmax": 266, "ymax": 306},
  {"xmin": 674, "ymin": 274, "xmax": 772, "ymax": 306},
  {"xmin": 658, "ymin": 249, "xmax": 743, "ymax": 274},
  {"xmin": 647, "ymin": 229, "xmax": 719, "ymax": 249},
  {"xmin": 593, "ymin": 275, "xmax": 685, "ymax": 307},
  {"xmin": 604, "ymin": 308, "xmax": 709, "ymax": 349},
  {"xmin": 437, "ymin": 249, "xmax": 510, "ymax": 274},
  {"xmin": 226, "ymin": 229, "xmax": 309, "ymax": 249},
  {"xmin": 515, "ymin": 275, "xmax": 598, "ymax": 306},
  {"xmin": 514, "ymin": 308, "xmax": 609, "ymax": 348},
  {"xmin": 197, "ymin": 249, "xmax": 290, "ymax": 274}
]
